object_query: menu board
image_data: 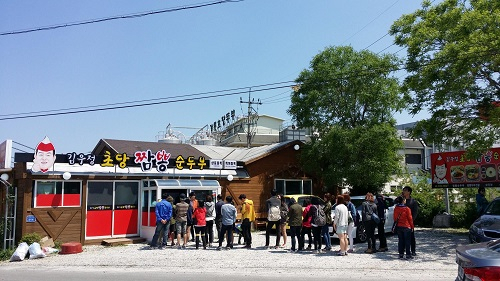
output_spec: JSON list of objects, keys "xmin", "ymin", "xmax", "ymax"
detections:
[{"xmin": 431, "ymin": 148, "xmax": 500, "ymax": 188}]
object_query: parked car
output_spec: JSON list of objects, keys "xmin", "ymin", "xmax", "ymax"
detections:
[
  {"xmin": 329, "ymin": 195, "xmax": 395, "ymax": 242},
  {"xmin": 469, "ymin": 197, "xmax": 500, "ymax": 243},
  {"xmin": 455, "ymin": 239, "xmax": 500, "ymax": 281},
  {"xmin": 283, "ymin": 194, "xmax": 325, "ymax": 208}
]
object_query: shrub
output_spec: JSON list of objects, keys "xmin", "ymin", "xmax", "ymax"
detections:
[
  {"xmin": 19, "ymin": 232, "xmax": 42, "ymax": 246},
  {"xmin": 0, "ymin": 248, "xmax": 15, "ymax": 261}
]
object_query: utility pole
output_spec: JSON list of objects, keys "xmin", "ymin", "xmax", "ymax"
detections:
[{"xmin": 240, "ymin": 88, "xmax": 262, "ymax": 148}]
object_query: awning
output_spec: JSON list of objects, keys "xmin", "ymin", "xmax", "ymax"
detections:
[{"xmin": 153, "ymin": 179, "xmax": 221, "ymax": 188}]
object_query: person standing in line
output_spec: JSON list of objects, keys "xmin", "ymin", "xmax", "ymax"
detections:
[
  {"xmin": 217, "ymin": 196, "xmax": 237, "ymax": 250},
  {"xmin": 192, "ymin": 200, "xmax": 207, "ymax": 250},
  {"xmin": 239, "ymin": 194, "xmax": 256, "ymax": 249},
  {"xmin": 334, "ymin": 195, "xmax": 349, "ymax": 256},
  {"xmin": 402, "ymin": 186, "xmax": 419, "ymax": 257},
  {"xmin": 343, "ymin": 193, "xmax": 357, "ymax": 253},
  {"xmin": 167, "ymin": 195, "xmax": 176, "ymax": 246},
  {"xmin": 185, "ymin": 198, "xmax": 194, "ymax": 244},
  {"xmin": 361, "ymin": 192, "xmax": 378, "ymax": 254},
  {"xmin": 308, "ymin": 196, "xmax": 324, "ymax": 253},
  {"xmin": 322, "ymin": 193, "xmax": 333, "ymax": 251},
  {"xmin": 375, "ymin": 194, "xmax": 388, "ymax": 252},
  {"xmin": 476, "ymin": 187, "xmax": 489, "ymax": 217},
  {"xmin": 204, "ymin": 195, "xmax": 216, "ymax": 247},
  {"xmin": 279, "ymin": 194, "xmax": 289, "ymax": 248},
  {"xmin": 394, "ymin": 196, "xmax": 414, "ymax": 260},
  {"xmin": 287, "ymin": 197, "xmax": 302, "ymax": 253},
  {"xmin": 265, "ymin": 189, "xmax": 282, "ymax": 249},
  {"xmin": 175, "ymin": 193, "xmax": 189, "ymax": 249},
  {"xmin": 149, "ymin": 193, "xmax": 173, "ymax": 249},
  {"xmin": 299, "ymin": 198, "xmax": 313, "ymax": 251},
  {"xmin": 188, "ymin": 192, "xmax": 198, "ymax": 242},
  {"xmin": 215, "ymin": 194, "xmax": 224, "ymax": 242}
]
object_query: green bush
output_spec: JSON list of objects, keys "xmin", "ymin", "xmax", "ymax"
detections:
[
  {"xmin": 19, "ymin": 232, "xmax": 42, "ymax": 246},
  {"xmin": 0, "ymin": 248, "xmax": 15, "ymax": 261},
  {"xmin": 450, "ymin": 201, "xmax": 477, "ymax": 228}
]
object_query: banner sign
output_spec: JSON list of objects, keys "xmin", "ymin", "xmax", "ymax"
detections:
[{"xmin": 431, "ymin": 148, "xmax": 500, "ymax": 188}]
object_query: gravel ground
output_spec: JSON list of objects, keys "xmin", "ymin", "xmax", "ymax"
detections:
[{"xmin": 0, "ymin": 228, "xmax": 467, "ymax": 280}]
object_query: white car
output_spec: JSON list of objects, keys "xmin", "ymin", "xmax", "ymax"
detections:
[{"xmin": 329, "ymin": 195, "xmax": 395, "ymax": 242}]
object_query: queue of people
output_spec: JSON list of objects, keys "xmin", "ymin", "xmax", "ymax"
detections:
[{"xmin": 149, "ymin": 187, "xmax": 418, "ymax": 260}]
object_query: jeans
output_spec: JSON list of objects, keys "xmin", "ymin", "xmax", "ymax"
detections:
[
  {"xmin": 265, "ymin": 220, "xmax": 281, "ymax": 247},
  {"xmin": 410, "ymin": 230, "xmax": 416, "ymax": 253},
  {"xmin": 322, "ymin": 224, "xmax": 331, "ymax": 249},
  {"xmin": 289, "ymin": 225, "xmax": 301, "ymax": 251},
  {"xmin": 377, "ymin": 219, "xmax": 387, "ymax": 248},
  {"xmin": 241, "ymin": 218, "xmax": 252, "ymax": 246},
  {"xmin": 151, "ymin": 220, "xmax": 169, "ymax": 247},
  {"xmin": 397, "ymin": 226, "xmax": 412, "ymax": 257},
  {"xmin": 219, "ymin": 224, "xmax": 233, "ymax": 248}
]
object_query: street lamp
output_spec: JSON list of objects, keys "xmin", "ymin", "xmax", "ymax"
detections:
[
  {"xmin": 63, "ymin": 172, "xmax": 71, "ymax": 180},
  {"xmin": 227, "ymin": 174, "xmax": 233, "ymax": 181}
]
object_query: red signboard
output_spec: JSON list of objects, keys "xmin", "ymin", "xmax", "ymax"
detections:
[{"xmin": 431, "ymin": 148, "xmax": 500, "ymax": 188}]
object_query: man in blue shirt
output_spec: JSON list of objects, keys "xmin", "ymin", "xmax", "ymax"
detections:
[
  {"xmin": 217, "ymin": 196, "xmax": 237, "ymax": 250},
  {"xmin": 150, "ymin": 193, "xmax": 173, "ymax": 249}
]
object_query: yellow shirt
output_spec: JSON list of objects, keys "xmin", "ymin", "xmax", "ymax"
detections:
[{"xmin": 241, "ymin": 199, "xmax": 256, "ymax": 222}]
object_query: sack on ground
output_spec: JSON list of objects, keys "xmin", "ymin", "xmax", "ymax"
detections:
[
  {"xmin": 268, "ymin": 205, "xmax": 281, "ymax": 221},
  {"xmin": 313, "ymin": 205, "xmax": 326, "ymax": 226},
  {"xmin": 28, "ymin": 242, "xmax": 46, "ymax": 259},
  {"xmin": 371, "ymin": 212, "xmax": 381, "ymax": 224},
  {"xmin": 10, "ymin": 242, "xmax": 29, "ymax": 262}
]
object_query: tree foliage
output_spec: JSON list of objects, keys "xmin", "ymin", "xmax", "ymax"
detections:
[
  {"xmin": 390, "ymin": 0, "xmax": 500, "ymax": 155},
  {"xmin": 288, "ymin": 46, "xmax": 403, "ymax": 194}
]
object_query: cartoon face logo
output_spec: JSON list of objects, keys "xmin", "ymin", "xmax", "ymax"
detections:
[
  {"xmin": 434, "ymin": 164, "xmax": 447, "ymax": 180},
  {"xmin": 433, "ymin": 155, "xmax": 448, "ymax": 183},
  {"xmin": 32, "ymin": 136, "xmax": 56, "ymax": 173}
]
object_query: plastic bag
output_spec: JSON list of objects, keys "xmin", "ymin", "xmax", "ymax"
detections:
[
  {"xmin": 43, "ymin": 247, "xmax": 60, "ymax": 254},
  {"xmin": 10, "ymin": 242, "xmax": 29, "ymax": 262},
  {"xmin": 28, "ymin": 242, "xmax": 46, "ymax": 259}
]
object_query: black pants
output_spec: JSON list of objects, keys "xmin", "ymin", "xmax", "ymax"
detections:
[
  {"xmin": 194, "ymin": 226, "xmax": 207, "ymax": 249},
  {"xmin": 205, "ymin": 220, "xmax": 214, "ymax": 244},
  {"xmin": 410, "ymin": 230, "xmax": 416, "ymax": 253},
  {"xmin": 299, "ymin": 226, "xmax": 312, "ymax": 250},
  {"xmin": 215, "ymin": 216, "xmax": 222, "ymax": 241},
  {"xmin": 241, "ymin": 218, "xmax": 252, "ymax": 246},
  {"xmin": 219, "ymin": 224, "xmax": 233, "ymax": 248},
  {"xmin": 364, "ymin": 220, "xmax": 377, "ymax": 250},
  {"xmin": 289, "ymin": 225, "xmax": 301, "ymax": 251},
  {"xmin": 312, "ymin": 225, "xmax": 322, "ymax": 250},
  {"xmin": 377, "ymin": 219, "xmax": 387, "ymax": 248},
  {"xmin": 265, "ymin": 220, "xmax": 281, "ymax": 247}
]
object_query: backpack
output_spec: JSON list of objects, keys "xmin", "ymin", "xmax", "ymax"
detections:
[
  {"xmin": 280, "ymin": 204, "xmax": 288, "ymax": 221},
  {"xmin": 268, "ymin": 205, "xmax": 281, "ymax": 221},
  {"xmin": 313, "ymin": 205, "xmax": 326, "ymax": 226}
]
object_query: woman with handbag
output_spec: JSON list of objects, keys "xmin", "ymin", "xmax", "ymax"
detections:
[{"xmin": 393, "ymin": 196, "xmax": 414, "ymax": 260}]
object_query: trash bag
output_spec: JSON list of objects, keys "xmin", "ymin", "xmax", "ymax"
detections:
[
  {"xmin": 28, "ymin": 242, "xmax": 46, "ymax": 259},
  {"xmin": 10, "ymin": 242, "xmax": 29, "ymax": 262}
]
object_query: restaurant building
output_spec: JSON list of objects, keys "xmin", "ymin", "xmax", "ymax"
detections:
[{"xmin": 7, "ymin": 138, "xmax": 319, "ymax": 246}]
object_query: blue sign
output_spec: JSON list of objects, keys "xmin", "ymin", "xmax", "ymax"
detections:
[{"xmin": 26, "ymin": 215, "xmax": 36, "ymax": 223}]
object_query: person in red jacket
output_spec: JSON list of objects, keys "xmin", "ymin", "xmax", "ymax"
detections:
[
  {"xmin": 393, "ymin": 196, "xmax": 414, "ymax": 260},
  {"xmin": 299, "ymin": 199, "xmax": 313, "ymax": 251},
  {"xmin": 192, "ymin": 200, "xmax": 207, "ymax": 250}
]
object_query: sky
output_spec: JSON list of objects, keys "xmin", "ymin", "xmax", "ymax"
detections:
[{"xmin": 0, "ymin": 0, "xmax": 431, "ymax": 156}]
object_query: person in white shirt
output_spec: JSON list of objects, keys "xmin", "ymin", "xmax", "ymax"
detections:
[{"xmin": 334, "ymin": 195, "xmax": 349, "ymax": 256}]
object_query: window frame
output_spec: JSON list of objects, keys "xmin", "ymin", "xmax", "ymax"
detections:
[{"xmin": 34, "ymin": 180, "xmax": 82, "ymax": 207}]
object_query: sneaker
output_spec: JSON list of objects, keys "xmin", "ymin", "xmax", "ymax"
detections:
[
  {"xmin": 181, "ymin": 245, "xmax": 186, "ymax": 249},
  {"xmin": 323, "ymin": 247, "xmax": 331, "ymax": 251},
  {"xmin": 347, "ymin": 249, "xmax": 354, "ymax": 253},
  {"xmin": 226, "ymin": 246, "xmax": 232, "ymax": 250},
  {"xmin": 306, "ymin": 245, "xmax": 312, "ymax": 250},
  {"xmin": 411, "ymin": 252, "xmax": 417, "ymax": 256},
  {"xmin": 378, "ymin": 247, "xmax": 388, "ymax": 252},
  {"xmin": 290, "ymin": 249, "xmax": 297, "ymax": 253},
  {"xmin": 148, "ymin": 246, "xmax": 156, "ymax": 250},
  {"xmin": 399, "ymin": 255, "xmax": 405, "ymax": 260},
  {"xmin": 406, "ymin": 255, "xmax": 414, "ymax": 260},
  {"xmin": 338, "ymin": 252, "xmax": 346, "ymax": 256},
  {"xmin": 216, "ymin": 246, "xmax": 222, "ymax": 251},
  {"xmin": 364, "ymin": 249, "xmax": 374, "ymax": 254}
]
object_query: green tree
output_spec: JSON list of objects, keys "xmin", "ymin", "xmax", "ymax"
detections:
[
  {"xmin": 288, "ymin": 46, "xmax": 404, "ymax": 194},
  {"xmin": 390, "ymin": 0, "xmax": 500, "ymax": 155}
]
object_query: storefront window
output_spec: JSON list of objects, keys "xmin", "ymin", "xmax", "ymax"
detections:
[
  {"xmin": 34, "ymin": 180, "xmax": 81, "ymax": 207},
  {"xmin": 274, "ymin": 179, "xmax": 313, "ymax": 195}
]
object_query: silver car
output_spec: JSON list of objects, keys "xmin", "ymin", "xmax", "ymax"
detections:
[{"xmin": 455, "ymin": 239, "xmax": 500, "ymax": 281}]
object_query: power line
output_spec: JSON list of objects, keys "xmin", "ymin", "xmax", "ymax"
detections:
[{"xmin": 0, "ymin": 0, "xmax": 242, "ymax": 36}]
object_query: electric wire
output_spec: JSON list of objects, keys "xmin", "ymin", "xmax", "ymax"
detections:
[{"xmin": 0, "ymin": 0, "xmax": 242, "ymax": 36}]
